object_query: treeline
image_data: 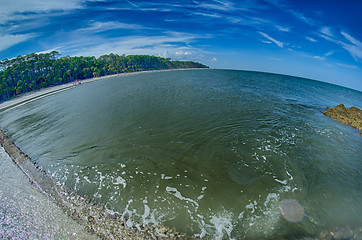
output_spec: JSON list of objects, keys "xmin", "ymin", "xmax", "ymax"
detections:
[{"xmin": 0, "ymin": 51, "xmax": 208, "ymax": 102}]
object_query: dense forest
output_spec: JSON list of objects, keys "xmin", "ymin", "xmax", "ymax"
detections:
[{"xmin": 0, "ymin": 51, "xmax": 208, "ymax": 102}]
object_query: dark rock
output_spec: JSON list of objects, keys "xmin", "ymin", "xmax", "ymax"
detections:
[{"xmin": 323, "ymin": 104, "xmax": 362, "ymax": 135}]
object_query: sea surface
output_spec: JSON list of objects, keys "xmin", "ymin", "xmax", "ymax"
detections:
[{"xmin": 0, "ymin": 69, "xmax": 361, "ymax": 239}]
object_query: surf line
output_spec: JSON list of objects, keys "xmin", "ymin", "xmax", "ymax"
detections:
[{"xmin": 0, "ymin": 129, "xmax": 187, "ymax": 239}]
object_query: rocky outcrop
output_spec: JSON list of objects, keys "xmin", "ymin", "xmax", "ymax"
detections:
[{"xmin": 323, "ymin": 104, "xmax": 362, "ymax": 135}]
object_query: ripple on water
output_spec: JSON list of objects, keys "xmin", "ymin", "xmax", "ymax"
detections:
[{"xmin": 0, "ymin": 69, "xmax": 361, "ymax": 239}]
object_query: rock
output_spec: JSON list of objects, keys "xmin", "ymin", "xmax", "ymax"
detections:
[{"xmin": 323, "ymin": 104, "xmax": 362, "ymax": 135}]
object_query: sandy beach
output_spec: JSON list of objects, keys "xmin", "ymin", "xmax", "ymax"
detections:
[{"xmin": 0, "ymin": 68, "xmax": 203, "ymax": 112}]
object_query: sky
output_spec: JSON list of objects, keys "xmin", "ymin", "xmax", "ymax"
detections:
[{"xmin": 0, "ymin": 0, "xmax": 361, "ymax": 91}]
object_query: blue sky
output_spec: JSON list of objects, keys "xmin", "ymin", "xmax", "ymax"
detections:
[{"xmin": 1, "ymin": 0, "xmax": 361, "ymax": 91}]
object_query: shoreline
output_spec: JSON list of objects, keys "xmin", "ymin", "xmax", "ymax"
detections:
[
  {"xmin": 0, "ymin": 68, "xmax": 202, "ymax": 239},
  {"xmin": 0, "ymin": 145, "xmax": 99, "ymax": 239},
  {"xmin": 0, "ymin": 68, "xmax": 205, "ymax": 112},
  {"xmin": 0, "ymin": 129, "xmax": 191, "ymax": 239}
]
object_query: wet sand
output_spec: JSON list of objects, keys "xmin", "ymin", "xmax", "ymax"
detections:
[{"xmin": 0, "ymin": 146, "xmax": 99, "ymax": 239}]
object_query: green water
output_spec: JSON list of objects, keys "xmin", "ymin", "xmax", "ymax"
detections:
[{"xmin": 0, "ymin": 69, "xmax": 361, "ymax": 239}]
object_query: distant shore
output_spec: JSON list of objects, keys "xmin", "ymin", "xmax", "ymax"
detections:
[{"xmin": 0, "ymin": 68, "xmax": 205, "ymax": 112}]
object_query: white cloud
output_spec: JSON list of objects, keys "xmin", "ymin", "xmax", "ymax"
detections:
[
  {"xmin": 305, "ymin": 36, "xmax": 317, "ymax": 42},
  {"xmin": 336, "ymin": 63, "xmax": 358, "ymax": 69},
  {"xmin": 175, "ymin": 51, "xmax": 192, "ymax": 55},
  {"xmin": 0, "ymin": 0, "xmax": 83, "ymax": 23},
  {"xmin": 264, "ymin": 0, "xmax": 319, "ymax": 26},
  {"xmin": 325, "ymin": 51, "xmax": 334, "ymax": 57},
  {"xmin": 71, "ymin": 32, "xmax": 204, "ymax": 58},
  {"xmin": 78, "ymin": 21, "xmax": 150, "ymax": 33},
  {"xmin": 36, "ymin": 46, "xmax": 65, "ymax": 55},
  {"xmin": 196, "ymin": 0, "xmax": 235, "ymax": 12},
  {"xmin": 288, "ymin": 9, "xmax": 317, "ymax": 26},
  {"xmin": 340, "ymin": 31, "xmax": 362, "ymax": 61},
  {"xmin": 341, "ymin": 31, "xmax": 361, "ymax": 46},
  {"xmin": 0, "ymin": 34, "xmax": 36, "ymax": 52},
  {"xmin": 318, "ymin": 28, "xmax": 362, "ymax": 62},
  {"xmin": 193, "ymin": 12, "xmax": 222, "ymax": 18},
  {"xmin": 290, "ymin": 48, "xmax": 334, "ymax": 62},
  {"xmin": 320, "ymin": 27, "xmax": 334, "ymax": 38},
  {"xmin": 258, "ymin": 31, "xmax": 285, "ymax": 48},
  {"xmin": 275, "ymin": 25, "xmax": 290, "ymax": 32}
]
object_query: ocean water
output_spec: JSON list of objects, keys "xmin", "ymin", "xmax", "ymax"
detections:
[{"xmin": 0, "ymin": 69, "xmax": 361, "ymax": 239}]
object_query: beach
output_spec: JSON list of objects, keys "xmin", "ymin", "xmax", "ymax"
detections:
[
  {"xmin": 0, "ymin": 145, "xmax": 99, "ymax": 239},
  {"xmin": 0, "ymin": 69, "xmax": 198, "ymax": 239},
  {"xmin": 0, "ymin": 68, "xmax": 203, "ymax": 112}
]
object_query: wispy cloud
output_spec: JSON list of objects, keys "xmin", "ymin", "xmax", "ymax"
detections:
[
  {"xmin": 341, "ymin": 31, "xmax": 361, "ymax": 46},
  {"xmin": 258, "ymin": 31, "xmax": 285, "ymax": 48},
  {"xmin": 325, "ymin": 51, "xmax": 334, "ymax": 57},
  {"xmin": 175, "ymin": 50, "xmax": 193, "ymax": 56},
  {"xmin": 320, "ymin": 27, "xmax": 334, "ymax": 38},
  {"xmin": 0, "ymin": 0, "xmax": 83, "ymax": 23},
  {"xmin": 0, "ymin": 33, "xmax": 36, "ymax": 52},
  {"xmin": 275, "ymin": 25, "xmax": 290, "ymax": 32},
  {"xmin": 78, "ymin": 21, "xmax": 150, "ymax": 33},
  {"xmin": 340, "ymin": 31, "xmax": 362, "ymax": 61},
  {"xmin": 287, "ymin": 9, "xmax": 318, "ymax": 26},
  {"xmin": 264, "ymin": 0, "xmax": 319, "ymax": 26},
  {"xmin": 305, "ymin": 36, "xmax": 317, "ymax": 42},
  {"xmin": 318, "ymin": 28, "xmax": 362, "ymax": 62},
  {"xmin": 336, "ymin": 62, "xmax": 358, "ymax": 69},
  {"xmin": 290, "ymin": 48, "xmax": 334, "ymax": 62},
  {"xmin": 0, "ymin": 0, "xmax": 84, "ymax": 53},
  {"xmin": 71, "ymin": 31, "xmax": 207, "ymax": 58},
  {"xmin": 193, "ymin": 12, "xmax": 222, "ymax": 19},
  {"xmin": 195, "ymin": 0, "xmax": 236, "ymax": 12}
]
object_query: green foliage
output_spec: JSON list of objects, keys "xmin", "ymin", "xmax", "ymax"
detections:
[{"xmin": 0, "ymin": 52, "xmax": 208, "ymax": 102}]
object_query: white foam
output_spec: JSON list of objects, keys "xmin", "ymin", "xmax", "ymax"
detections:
[
  {"xmin": 245, "ymin": 201, "xmax": 257, "ymax": 213},
  {"xmin": 83, "ymin": 176, "xmax": 91, "ymax": 183},
  {"xmin": 242, "ymin": 193, "xmax": 281, "ymax": 239},
  {"xmin": 106, "ymin": 209, "xmax": 119, "ymax": 215},
  {"xmin": 166, "ymin": 187, "xmax": 199, "ymax": 208},
  {"xmin": 142, "ymin": 204, "xmax": 151, "ymax": 223},
  {"xmin": 275, "ymin": 179, "xmax": 288, "ymax": 185},
  {"xmin": 209, "ymin": 211, "xmax": 234, "ymax": 240},
  {"xmin": 286, "ymin": 170, "xmax": 294, "ymax": 180},
  {"xmin": 161, "ymin": 174, "xmax": 173, "ymax": 180},
  {"xmin": 122, "ymin": 199, "xmax": 135, "ymax": 228},
  {"xmin": 114, "ymin": 176, "xmax": 127, "ymax": 188},
  {"xmin": 264, "ymin": 193, "xmax": 278, "ymax": 208}
]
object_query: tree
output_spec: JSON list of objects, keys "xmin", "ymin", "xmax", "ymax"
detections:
[{"xmin": 0, "ymin": 51, "xmax": 208, "ymax": 102}]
